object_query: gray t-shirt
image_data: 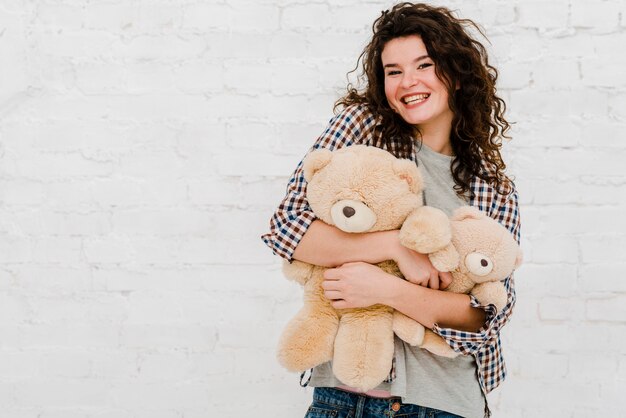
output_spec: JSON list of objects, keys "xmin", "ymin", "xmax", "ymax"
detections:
[{"xmin": 309, "ymin": 143, "xmax": 485, "ymax": 418}]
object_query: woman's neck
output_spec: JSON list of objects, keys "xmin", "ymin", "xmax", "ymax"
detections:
[{"xmin": 417, "ymin": 123, "xmax": 453, "ymax": 156}]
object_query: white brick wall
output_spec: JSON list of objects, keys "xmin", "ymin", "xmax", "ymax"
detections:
[{"xmin": 0, "ymin": 1, "xmax": 624, "ymax": 417}]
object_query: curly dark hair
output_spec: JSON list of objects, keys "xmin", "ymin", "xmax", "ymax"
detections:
[{"xmin": 335, "ymin": 2, "xmax": 512, "ymax": 197}]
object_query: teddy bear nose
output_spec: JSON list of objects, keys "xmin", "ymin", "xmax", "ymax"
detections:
[{"xmin": 343, "ymin": 206, "xmax": 356, "ymax": 218}]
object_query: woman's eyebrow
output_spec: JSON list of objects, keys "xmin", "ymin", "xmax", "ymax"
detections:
[{"xmin": 383, "ymin": 55, "xmax": 430, "ymax": 68}]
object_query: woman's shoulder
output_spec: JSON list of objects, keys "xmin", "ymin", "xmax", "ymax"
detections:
[
  {"xmin": 471, "ymin": 163, "xmax": 520, "ymax": 240},
  {"xmin": 332, "ymin": 103, "xmax": 381, "ymax": 130},
  {"xmin": 471, "ymin": 162, "xmax": 518, "ymax": 211},
  {"xmin": 315, "ymin": 103, "xmax": 381, "ymax": 150},
  {"xmin": 472, "ymin": 175, "xmax": 517, "ymax": 203}
]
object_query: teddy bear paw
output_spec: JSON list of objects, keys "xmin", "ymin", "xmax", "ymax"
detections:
[{"xmin": 400, "ymin": 207, "xmax": 452, "ymax": 253}]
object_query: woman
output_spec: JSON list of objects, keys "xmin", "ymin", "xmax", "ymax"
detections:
[{"xmin": 262, "ymin": 3, "xmax": 520, "ymax": 418}]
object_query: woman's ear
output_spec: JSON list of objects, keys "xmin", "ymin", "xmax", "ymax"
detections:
[
  {"xmin": 303, "ymin": 148, "xmax": 333, "ymax": 182},
  {"xmin": 514, "ymin": 248, "xmax": 523, "ymax": 269}
]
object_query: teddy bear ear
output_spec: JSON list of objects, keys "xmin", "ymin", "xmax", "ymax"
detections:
[
  {"xmin": 451, "ymin": 206, "xmax": 486, "ymax": 221},
  {"xmin": 302, "ymin": 148, "xmax": 333, "ymax": 182},
  {"xmin": 514, "ymin": 248, "xmax": 523, "ymax": 269},
  {"xmin": 393, "ymin": 159, "xmax": 424, "ymax": 194}
]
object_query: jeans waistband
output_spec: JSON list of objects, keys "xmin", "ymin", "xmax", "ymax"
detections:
[{"xmin": 313, "ymin": 387, "xmax": 401, "ymax": 409}]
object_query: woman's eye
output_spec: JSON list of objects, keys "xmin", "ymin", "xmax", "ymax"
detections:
[
  {"xmin": 417, "ymin": 63, "xmax": 433, "ymax": 70},
  {"xmin": 386, "ymin": 70, "xmax": 401, "ymax": 76}
]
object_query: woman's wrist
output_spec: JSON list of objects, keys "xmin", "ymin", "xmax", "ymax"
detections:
[
  {"xmin": 380, "ymin": 229, "xmax": 403, "ymax": 262},
  {"xmin": 381, "ymin": 274, "xmax": 419, "ymax": 308}
]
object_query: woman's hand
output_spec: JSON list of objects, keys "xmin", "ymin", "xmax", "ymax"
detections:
[
  {"xmin": 391, "ymin": 233, "xmax": 452, "ymax": 290},
  {"xmin": 322, "ymin": 262, "xmax": 400, "ymax": 309}
]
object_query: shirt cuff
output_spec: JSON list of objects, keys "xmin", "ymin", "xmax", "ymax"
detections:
[
  {"xmin": 431, "ymin": 295, "xmax": 500, "ymax": 355},
  {"xmin": 261, "ymin": 211, "xmax": 317, "ymax": 262}
]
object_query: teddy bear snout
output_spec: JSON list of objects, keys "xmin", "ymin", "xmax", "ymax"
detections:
[{"xmin": 331, "ymin": 199, "xmax": 377, "ymax": 233}]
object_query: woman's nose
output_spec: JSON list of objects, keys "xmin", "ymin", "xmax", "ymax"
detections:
[{"xmin": 401, "ymin": 69, "xmax": 419, "ymax": 88}]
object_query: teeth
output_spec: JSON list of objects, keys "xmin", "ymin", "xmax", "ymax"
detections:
[{"xmin": 403, "ymin": 94, "xmax": 430, "ymax": 104}]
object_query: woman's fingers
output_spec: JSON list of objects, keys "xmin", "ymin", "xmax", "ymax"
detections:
[
  {"xmin": 406, "ymin": 268, "xmax": 429, "ymax": 285},
  {"xmin": 331, "ymin": 299, "xmax": 348, "ymax": 309},
  {"xmin": 323, "ymin": 268, "xmax": 340, "ymax": 280},
  {"xmin": 322, "ymin": 278, "xmax": 343, "ymax": 301},
  {"xmin": 323, "ymin": 290, "xmax": 343, "ymax": 300},
  {"xmin": 439, "ymin": 271, "xmax": 453, "ymax": 289},
  {"xmin": 428, "ymin": 273, "xmax": 440, "ymax": 290},
  {"xmin": 321, "ymin": 279, "xmax": 341, "ymax": 290}
]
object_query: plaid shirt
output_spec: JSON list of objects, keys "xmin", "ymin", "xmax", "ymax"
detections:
[{"xmin": 262, "ymin": 104, "xmax": 521, "ymax": 395}]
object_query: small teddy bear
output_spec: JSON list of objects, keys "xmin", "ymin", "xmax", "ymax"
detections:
[
  {"xmin": 277, "ymin": 145, "xmax": 450, "ymax": 391},
  {"xmin": 393, "ymin": 206, "xmax": 523, "ymax": 357}
]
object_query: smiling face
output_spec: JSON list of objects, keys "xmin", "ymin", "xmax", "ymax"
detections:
[{"xmin": 382, "ymin": 35, "xmax": 454, "ymax": 130}]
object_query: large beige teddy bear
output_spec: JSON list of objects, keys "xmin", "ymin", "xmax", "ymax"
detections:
[
  {"xmin": 393, "ymin": 206, "xmax": 523, "ymax": 358},
  {"xmin": 277, "ymin": 145, "xmax": 450, "ymax": 391}
]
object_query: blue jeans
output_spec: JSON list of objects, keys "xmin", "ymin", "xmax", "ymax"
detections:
[{"xmin": 305, "ymin": 387, "xmax": 464, "ymax": 418}]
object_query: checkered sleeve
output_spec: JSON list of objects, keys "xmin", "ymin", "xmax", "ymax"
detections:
[
  {"xmin": 260, "ymin": 104, "xmax": 378, "ymax": 261},
  {"xmin": 432, "ymin": 180, "xmax": 521, "ymax": 393}
]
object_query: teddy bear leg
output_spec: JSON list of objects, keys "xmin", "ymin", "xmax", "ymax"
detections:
[
  {"xmin": 332, "ymin": 308, "xmax": 394, "ymax": 392},
  {"xmin": 277, "ymin": 305, "xmax": 339, "ymax": 372},
  {"xmin": 392, "ymin": 311, "xmax": 425, "ymax": 346},
  {"xmin": 420, "ymin": 329, "xmax": 459, "ymax": 358}
]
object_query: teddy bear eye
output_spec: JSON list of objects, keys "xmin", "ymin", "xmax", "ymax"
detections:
[{"xmin": 465, "ymin": 252, "xmax": 493, "ymax": 276}]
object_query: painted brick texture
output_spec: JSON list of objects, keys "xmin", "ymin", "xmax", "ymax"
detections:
[{"xmin": 0, "ymin": 1, "xmax": 624, "ymax": 417}]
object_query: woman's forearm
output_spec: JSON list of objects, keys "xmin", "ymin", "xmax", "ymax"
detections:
[
  {"xmin": 293, "ymin": 220, "xmax": 397, "ymax": 267},
  {"xmin": 384, "ymin": 276, "xmax": 486, "ymax": 332}
]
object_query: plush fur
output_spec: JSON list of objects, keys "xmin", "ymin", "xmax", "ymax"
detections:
[
  {"xmin": 276, "ymin": 145, "xmax": 435, "ymax": 391},
  {"xmin": 276, "ymin": 145, "xmax": 522, "ymax": 384},
  {"xmin": 393, "ymin": 206, "xmax": 523, "ymax": 358}
]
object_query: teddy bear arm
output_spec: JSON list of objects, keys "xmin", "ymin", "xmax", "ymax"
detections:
[
  {"xmin": 399, "ymin": 206, "xmax": 452, "ymax": 254},
  {"xmin": 470, "ymin": 281, "xmax": 508, "ymax": 312},
  {"xmin": 277, "ymin": 302, "xmax": 339, "ymax": 371},
  {"xmin": 282, "ymin": 260, "xmax": 314, "ymax": 285},
  {"xmin": 277, "ymin": 268, "xmax": 340, "ymax": 371},
  {"xmin": 428, "ymin": 243, "xmax": 460, "ymax": 272}
]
